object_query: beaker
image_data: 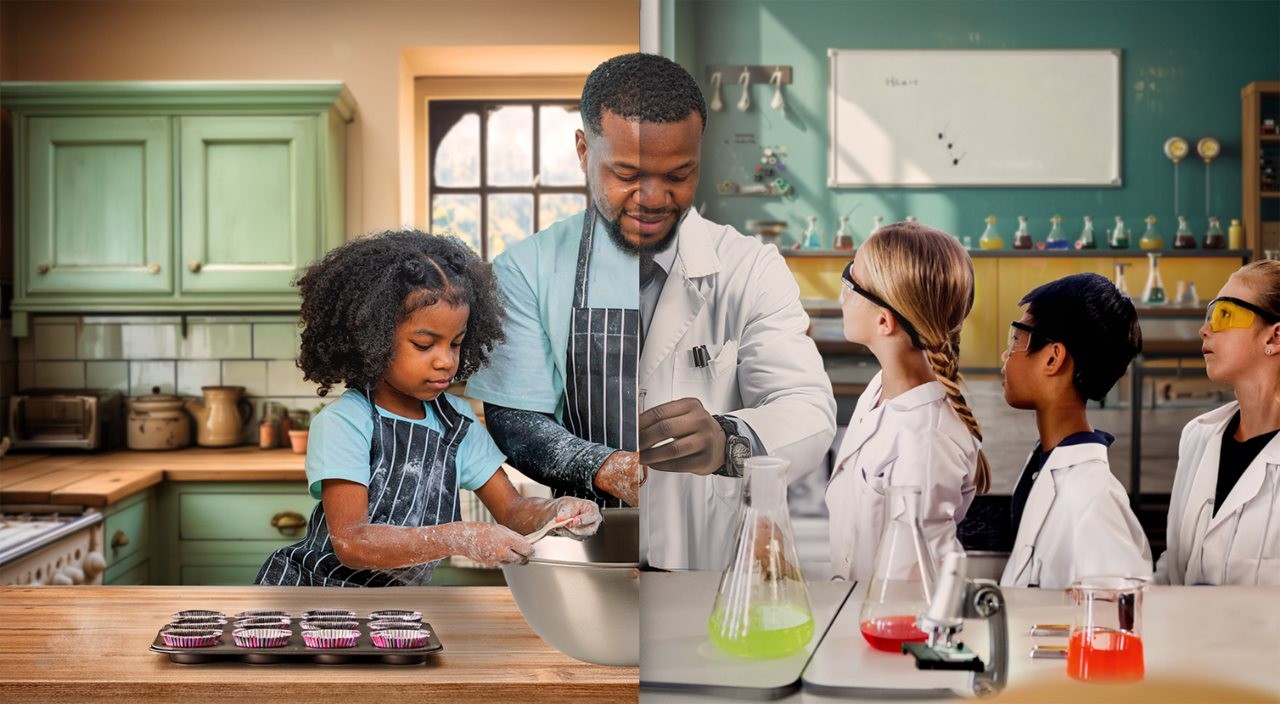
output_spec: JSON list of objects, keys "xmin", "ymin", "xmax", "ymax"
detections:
[
  {"xmin": 1142, "ymin": 252, "xmax": 1166, "ymax": 305},
  {"xmin": 707, "ymin": 456, "xmax": 814, "ymax": 659},
  {"xmin": 1113, "ymin": 262, "xmax": 1131, "ymax": 298},
  {"xmin": 1012, "ymin": 215, "xmax": 1032, "ymax": 250},
  {"xmin": 858, "ymin": 485, "xmax": 937, "ymax": 653},
  {"xmin": 1067, "ymin": 576, "xmax": 1146, "ymax": 682},
  {"xmin": 833, "ymin": 216, "xmax": 855, "ymax": 251}
]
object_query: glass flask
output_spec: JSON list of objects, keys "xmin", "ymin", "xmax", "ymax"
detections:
[
  {"xmin": 1109, "ymin": 216, "xmax": 1130, "ymax": 249},
  {"xmin": 1076, "ymin": 215, "xmax": 1098, "ymax": 250},
  {"xmin": 1138, "ymin": 215, "xmax": 1164, "ymax": 250},
  {"xmin": 1203, "ymin": 216, "xmax": 1226, "ymax": 250},
  {"xmin": 1045, "ymin": 214, "xmax": 1070, "ymax": 250},
  {"xmin": 802, "ymin": 216, "xmax": 823, "ymax": 250},
  {"xmin": 708, "ymin": 456, "xmax": 815, "ymax": 659},
  {"xmin": 1173, "ymin": 215, "xmax": 1197, "ymax": 249},
  {"xmin": 833, "ymin": 215, "xmax": 855, "ymax": 251},
  {"xmin": 978, "ymin": 215, "xmax": 1005, "ymax": 250},
  {"xmin": 1113, "ymin": 262, "xmax": 1131, "ymax": 298},
  {"xmin": 1012, "ymin": 215, "xmax": 1033, "ymax": 250},
  {"xmin": 1142, "ymin": 253, "xmax": 1166, "ymax": 305},
  {"xmin": 858, "ymin": 485, "xmax": 938, "ymax": 653}
]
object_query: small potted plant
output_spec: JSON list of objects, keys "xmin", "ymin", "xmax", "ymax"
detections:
[{"xmin": 287, "ymin": 404, "xmax": 326, "ymax": 454}]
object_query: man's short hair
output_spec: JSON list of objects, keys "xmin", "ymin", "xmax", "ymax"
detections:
[
  {"xmin": 580, "ymin": 52, "xmax": 707, "ymax": 136},
  {"xmin": 1021, "ymin": 272, "xmax": 1143, "ymax": 401}
]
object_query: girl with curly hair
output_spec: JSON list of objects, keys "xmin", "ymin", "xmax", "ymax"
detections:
[{"xmin": 256, "ymin": 230, "xmax": 601, "ymax": 587}]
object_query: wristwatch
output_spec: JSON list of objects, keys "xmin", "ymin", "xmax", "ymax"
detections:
[{"xmin": 713, "ymin": 415, "xmax": 752, "ymax": 478}]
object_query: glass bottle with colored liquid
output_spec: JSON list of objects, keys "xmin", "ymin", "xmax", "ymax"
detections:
[
  {"xmin": 1203, "ymin": 216, "xmax": 1227, "ymax": 250},
  {"xmin": 859, "ymin": 485, "xmax": 937, "ymax": 653},
  {"xmin": 1045, "ymin": 214, "xmax": 1070, "ymax": 250},
  {"xmin": 1142, "ymin": 252, "xmax": 1166, "ymax": 305},
  {"xmin": 708, "ymin": 456, "xmax": 815, "ymax": 659},
  {"xmin": 833, "ymin": 216, "xmax": 856, "ymax": 251},
  {"xmin": 802, "ymin": 216, "xmax": 823, "ymax": 250},
  {"xmin": 1109, "ymin": 215, "xmax": 1130, "ymax": 249},
  {"xmin": 978, "ymin": 215, "xmax": 1004, "ymax": 250},
  {"xmin": 1076, "ymin": 215, "xmax": 1098, "ymax": 250},
  {"xmin": 1173, "ymin": 215, "xmax": 1197, "ymax": 249},
  {"xmin": 1138, "ymin": 215, "xmax": 1164, "ymax": 250},
  {"xmin": 1012, "ymin": 215, "xmax": 1033, "ymax": 250}
]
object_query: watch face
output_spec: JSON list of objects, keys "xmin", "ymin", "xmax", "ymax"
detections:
[{"xmin": 728, "ymin": 437, "xmax": 751, "ymax": 463}]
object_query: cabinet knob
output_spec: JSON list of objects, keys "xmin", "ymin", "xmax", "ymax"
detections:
[
  {"xmin": 271, "ymin": 511, "xmax": 307, "ymax": 536},
  {"xmin": 188, "ymin": 260, "xmax": 203, "ymax": 273},
  {"xmin": 36, "ymin": 262, "xmax": 50, "ymax": 275},
  {"xmin": 111, "ymin": 529, "xmax": 130, "ymax": 555},
  {"xmin": 147, "ymin": 263, "xmax": 161, "ymax": 274}
]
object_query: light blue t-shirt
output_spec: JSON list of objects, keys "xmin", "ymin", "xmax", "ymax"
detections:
[
  {"xmin": 304, "ymin": 390, "xmax": 505, "ymax": 500},
  {"xmin": 465, "ymin": 209, "xmax": 639, "ymax": 419}
]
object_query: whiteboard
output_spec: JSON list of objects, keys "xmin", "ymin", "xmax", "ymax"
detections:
[{"xmin": 828, "ymin": 49, "xmax": 1121, "ymax": 187}]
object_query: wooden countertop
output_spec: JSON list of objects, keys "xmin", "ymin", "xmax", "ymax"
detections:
[
  {"xmin": 0, "ymin": 585, "xmax": 637, "ymax": 703},
  {"xmin": 1, "ymin": 447, "xmax": 305, "ymax": 507}
]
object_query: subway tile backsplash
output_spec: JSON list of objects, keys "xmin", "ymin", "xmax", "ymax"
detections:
[{"xmin": 7, "ymin": 314, "xmax": 333, "ymax": 445}]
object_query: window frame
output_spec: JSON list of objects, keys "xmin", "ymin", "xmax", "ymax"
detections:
[{"xmin": 428, "ymin": 98, "xmax": 588, "ymax": 260}]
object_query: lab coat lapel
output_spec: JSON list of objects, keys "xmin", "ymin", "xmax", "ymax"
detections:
[
  {"xmin": 1007, "ymin": 448, "xmax": 1055, "ymax": 577},
  {"xmin": 831, "ymin": 377, "xmax": 885, "ymax": 474},
  {"xmin": 1186, "ymin": 408, "xmax": 1232, "ymax": 540},
  {"xmin": 639, "ymin": 211, "xmax": 719, "ymax": 388},
  {"xmin": 1207, "ymin": 433, "xmax": 1280, "ymax": 533}
]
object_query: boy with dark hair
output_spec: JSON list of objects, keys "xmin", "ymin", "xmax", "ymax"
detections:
[{"xmin": 999, "ymin": 272, "xmax": 1152, "ymax": 588}]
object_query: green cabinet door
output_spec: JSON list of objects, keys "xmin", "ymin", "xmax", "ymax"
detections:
[
  {"xmin": 179, "ymin": 116, "xmax": 318, "ymax": 294},
  {"xmin": 25, "ymin": 116, "xmax": 173, "ymax": 295}
]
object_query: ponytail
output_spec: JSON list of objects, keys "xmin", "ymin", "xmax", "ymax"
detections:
[{"xmin": 925, "ymin": 335, "xmax": 991, "ymax": 494}]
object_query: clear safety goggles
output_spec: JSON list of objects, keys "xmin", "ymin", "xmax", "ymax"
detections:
[
  {"xmin": 1004, "ymin": 320, "xmax": 1056, "ymax": 357},
  {"xmin": 1204, "ymin": 296, "xmax": 1280, "ymax": 333},
  {"xmin": 840, "ymin": 261, "xmax": 924, "ymax": 349}
]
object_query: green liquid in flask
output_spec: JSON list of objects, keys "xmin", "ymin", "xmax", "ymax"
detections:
[{"xmin": 708, "ymin": 602, "xmax": 815, "ymax": 659}]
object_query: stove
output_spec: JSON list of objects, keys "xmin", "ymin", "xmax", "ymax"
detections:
[{"xmin": 0, "ymin": 508, "xmax": 106, "ymax": 585}]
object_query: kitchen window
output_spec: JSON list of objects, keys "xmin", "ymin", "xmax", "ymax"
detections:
[{"xmin": 429, "ymin": 100, "xmax": 587, "ymax": 260}]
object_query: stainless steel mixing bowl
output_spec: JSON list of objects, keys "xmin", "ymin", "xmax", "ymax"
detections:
[{"xmin": 501, "ymin": 507, "xmax": 639, "ymax": 667}]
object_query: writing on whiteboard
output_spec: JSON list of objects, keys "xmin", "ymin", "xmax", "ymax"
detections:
[{"xmin": 885, "ymin": 76, "xmax": 919, "ymax": 87}]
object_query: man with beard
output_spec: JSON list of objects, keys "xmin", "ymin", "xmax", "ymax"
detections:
[{"xmin": 467, "ymin": 54, "xmax": 834, "ymax": 571}]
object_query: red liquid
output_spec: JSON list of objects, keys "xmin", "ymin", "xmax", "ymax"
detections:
[
  {"xmin": 1067, "ymin": 629, "xmax": 1145, "ymax": 682},
  {"xmin": 860, "ymin": 615, "xmax": 928, "ymax": 652}
]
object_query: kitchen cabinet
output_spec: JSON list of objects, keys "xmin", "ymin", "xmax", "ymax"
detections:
[
  {"xmin": 158, "ymin": 480, "xmax": 316, "ymax": 585},
  {"xmin": 102, "ymin": 487, "xmax": 155, "ymax": 585},
  {"xmin": 1, "ymin": 82, "xmax": 356, "ymax": 336}
]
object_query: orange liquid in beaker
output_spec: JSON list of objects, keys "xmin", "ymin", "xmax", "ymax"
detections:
[
  {"xmin": 1067, "ymin": 628, "xmax": 1145, "ymax": 682},
  {"xmin": 860, "ymin": 615, "xmax": 928, "ymax": 652}
]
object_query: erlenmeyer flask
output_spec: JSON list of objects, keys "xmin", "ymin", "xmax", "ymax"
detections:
[
  {"xmin": 1114, "ymin": 262, "xmax": 1131, "ymax": 298},
  {"xmin": 708, "ymin": 456, "xmax": 815, "ymax": 659},
  {"xmin": 859, "ymin": 485, "xmax": 937, "ymax": 653},
  {"xmin": 1142, "ymin": 252, "xmax": 1166, "ymax": 305}
]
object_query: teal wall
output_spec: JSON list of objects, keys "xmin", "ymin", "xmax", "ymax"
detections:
[{"xmin": 670, "ymin": 0, "xmax": 1280, "ymax": 247}]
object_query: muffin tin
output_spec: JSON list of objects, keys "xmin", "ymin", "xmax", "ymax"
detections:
[{"xmin": 150, "ymin": 608, "xmax": 443, "ymax": 665}]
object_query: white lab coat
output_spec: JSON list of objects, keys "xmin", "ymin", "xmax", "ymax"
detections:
[
  {"xmin": 825, "ymin": 371, "xmax": 978, "ymax": 582},
  {"xmin": 640, "ymin": 209, "xmax": 836, "ymax": 571},
  {"xmin": 1154, "ymin": 402, "xmax": 1280, "ymax": 585},
  {"xmin": 1001, "ymin": 442, "xmax": 1152, "ymax": 589}
]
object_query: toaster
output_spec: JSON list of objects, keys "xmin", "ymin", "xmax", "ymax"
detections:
[{"xmin": 8, "ymin": 389, "xmax": 124, "ymax": 450}]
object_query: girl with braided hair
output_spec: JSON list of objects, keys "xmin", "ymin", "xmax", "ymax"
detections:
[
  {"xmin": 256, "ymin": 230, "xmax": 601, "ymax": 587},
  {"xmin": 825, "ymin": 221, "xmax": 985, "ymax": 582}
]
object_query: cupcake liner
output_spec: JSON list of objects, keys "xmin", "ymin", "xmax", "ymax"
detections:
[
  {"xmin": 371, "ymin": 629, "xmax": 430, "ymax": 649},
  {"xmin": 232, "ymin": 628, "xmax": 292, "ymax": 648},
  {"xmin": 301, "ymin": 619, "xmax": 358, "ymax": 631},
  {"xmin": 234, "ymin": 609, "xmax": 289, "ymax": 620},
  {"xmin": 170, "ymin": 617, "xmax": 227, "ymax": 628},
  {"xmin": 302, "ymin": 628, "xmax": 360, "ymax": 649},
  {"xmin": 367, "ymin": 609, "xmax": 422, "ymax": 622},
  {"xmin": 235, "ymin": 616, "xmax": 291, "ymax": 628},
  {"xmin": 161, "ymin": 628, "xmax": 222, "ymax": 648},
  {"xmin": 301, "ymin": 609, "xmax": 355, "ymax": 620},
  {"xmin": 172, "ymin": 609, "xmax": 224, "ymax": 621},
  {"xmin": 368, "ymin": 620, "xmax": 425, "ymax": 632}
]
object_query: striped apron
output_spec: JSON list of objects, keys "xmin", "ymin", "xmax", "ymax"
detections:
[
  {"xmin": 560, "ymin": 206, "xmax": 640, "ymax": 508},
  {"xmin": 254, "ymin": 392, "xmax": 469, "ymax": 587}
]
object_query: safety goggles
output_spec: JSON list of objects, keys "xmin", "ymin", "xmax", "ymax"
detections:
[
  {"xmin": 841, "ymin": 261, "xmax": 923, "ymax": 349},
  {"xmin": 1204, "ymin": 296, "xmax": 1280, "ymax": 333},
  {"xmin": 1004, "ymin": 320, "xmax": 1056, "ymax": 357}
]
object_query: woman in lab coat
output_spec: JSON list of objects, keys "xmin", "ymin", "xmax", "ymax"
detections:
[
  {"xmin": 826, "ymin": 222, "xmax": 985, "ymax": 581},
  {"xmin": 1156, "ymin": 261, "xmax": 1280, "ymax": 585}
]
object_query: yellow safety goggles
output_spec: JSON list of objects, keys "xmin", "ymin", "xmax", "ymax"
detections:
[{"xmin": 1204, "ymin": 296, "xmax": 1280, "ymax": 332}]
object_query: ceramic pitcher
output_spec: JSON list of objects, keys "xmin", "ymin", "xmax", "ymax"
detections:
[{"xmin": 185, "ymin": 386, "xmax": 253, "ymax": 447}]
